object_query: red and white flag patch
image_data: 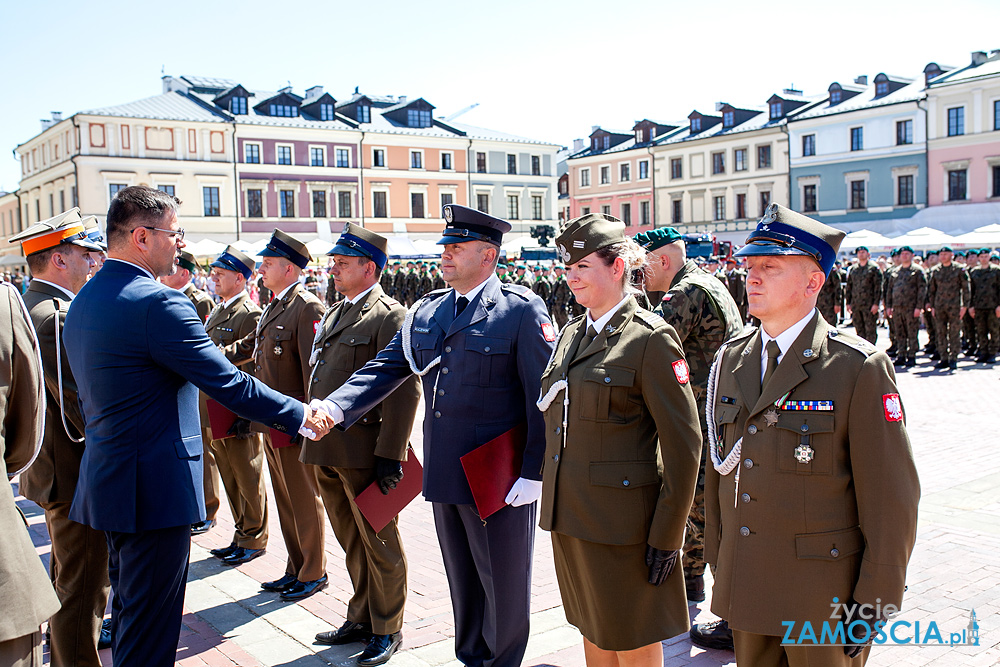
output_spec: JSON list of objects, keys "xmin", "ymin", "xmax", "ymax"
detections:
[
  {"xmin": 313, "ymin": 320, "xmax": 321, "ymax": 335},
  {"xmin": 883, "ymin": 393, "xmax": 903, "ymax": 422},
  {"xmin": 672, "ymin": 359, "xmax": 690, "ymax": 384},
  {"xmin": 541, "ymin": 322, "xmax": 556, "ymax": 342}
]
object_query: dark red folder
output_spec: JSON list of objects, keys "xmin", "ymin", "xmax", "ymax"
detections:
[
  {"xmin": 268, "ymin": 427, "xmax": 296, "ymax": 449},
  {"xmin": 205, "ymin": 399, "xmax": 238, "ymax": 440},
  {"xmin": 354, "ymin": 449, "xmax": 424, "ymax": 533},
  {"xmin": 459, "ymin": 423, "xmax": 526, "ymax": 520}
]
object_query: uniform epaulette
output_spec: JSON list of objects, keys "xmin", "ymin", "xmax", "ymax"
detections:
[
  {"xmin": 827, "ymin": 329, "xmax": 877, "ymax": 357},
  {"xmin": 725, "ymin": 325, "xmax": 757, "ymax": 345},
  {"xmin": 633, "ymin": 309, "xmax": 666, "ymax": 328},
  {"xmin": 500, "ymin": 283, "xmax": 532, "ymax": 299},
  {"xmin": 419, "ymin": 288, "xmax": 451, "ymax": 302}
]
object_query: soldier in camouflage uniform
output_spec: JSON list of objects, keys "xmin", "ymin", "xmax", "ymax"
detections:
[
  {"xmin": 430, "ymin": 263, "xmax": 446, "ymax": 291},
  {"xmin": 970, "ymin": 248, "xmax": 1000, "ymax": 364},
  {"xmin": 884, "ymin": 249, "xmax": 901, "ymax": 357},
  {"xmin": 723, "ymin": 258, "xmax": 748, "ymax": 322},
  {"xmin": 391, "ymin": 262, "xmax": 406, "ymax": 304},
  {"xmin": 418, "ymin": 263, "xmax": 433, "ymax": 301},
  {"xmin": 550, "ymin": 265, "xmax": 571, "ymax": 329},
  {"xmin": 403, "ymin": 262, "xmax": 419, "ymax": 306},
  {"xmin": 923, "ymin": 250, "xmax": 939, "ymax": 355},
  {"xmin": 885, "ymin": 246, "xmax": 926, "ymax": 367},
  {"xmin": 513, "ymin": 264, "xmax": 531, "ymax": 289},
  {"xmin": 380, "ymin": 262, "xmax": 394, "ymax": 299},
  {"xmin": 960, "ymin": 252, "xmax": 978, "ymax": 355},
  {"xmin": 633, "ymin": 227, "xmax": 743, "ymax": 610},
  {"xmin": 845, "ymin": 246, "xmax": 882, "ymax": 344},
  {"xmin": 816, "ymin": 259, "xmax": 843, "ymax": 326},
  {"xmin": 928, "ymin": 246, "xmax": 970, "ymax": 370},
  {"xmin": 530, "ymin": 265, "xmax": 552, "ymax": 311}
]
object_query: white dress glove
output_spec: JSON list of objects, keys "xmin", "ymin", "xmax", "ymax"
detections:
[
  {"xmin": 504, "ymin": 477, "xmax": 543, "ymax": 507},
  {"xmin": 309, "ymin": 398, "xmax": 344, "ymax": 425}
]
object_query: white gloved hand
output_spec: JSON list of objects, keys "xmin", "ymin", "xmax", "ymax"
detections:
[
  {"xmin": 504, "ymin": 477, "xmax": 543, "ymax": 507},
  {"xmin": 309, "ymin": 398, "xmax": 343, "ymax": 425}
]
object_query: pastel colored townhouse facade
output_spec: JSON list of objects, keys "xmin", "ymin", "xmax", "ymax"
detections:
[{"xmin": 0, "ymin": 191, "xmax": 25, "ymax": 270}]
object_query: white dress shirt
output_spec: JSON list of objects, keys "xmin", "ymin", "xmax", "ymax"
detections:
[{"xmin": 759, "ymin": 308, "xmax": 816, "ymax": 382}]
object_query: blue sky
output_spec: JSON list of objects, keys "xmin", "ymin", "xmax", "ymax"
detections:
[{"xmin": 2, "ymin": 0, "xmax": 998, "ymax": 192}]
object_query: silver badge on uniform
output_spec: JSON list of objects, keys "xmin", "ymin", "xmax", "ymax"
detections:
[
  {"xmin": 274, "ymin": 345, "xmax": 283, "ymax": 356},
  {"xmin": 444, "ymin": 206, "xmax": 453, "ymax": 223},
  {"xmin": 794, "ymin": 443, "xmax": 815, "ymax": 463}
]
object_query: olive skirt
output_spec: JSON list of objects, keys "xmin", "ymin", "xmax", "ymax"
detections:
[{"xmin": 551, "ymin": 531, "xmax": 690, "ymax": 651}]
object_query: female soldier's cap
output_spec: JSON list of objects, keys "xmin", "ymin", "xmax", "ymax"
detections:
[
  {"xmin": 554, "ymin": 213, "xmax": 626, "ymax": 265},
  {"xmin": 734, "ymin": 203, "xmax": 845, "ymax": 276}
]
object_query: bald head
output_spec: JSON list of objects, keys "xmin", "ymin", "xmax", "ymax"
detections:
[{"xmin": 645, "ymin": 240, "xmax": 686, "ymax": 292}]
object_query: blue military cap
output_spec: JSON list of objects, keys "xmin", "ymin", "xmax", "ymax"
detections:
[
  {"xmin": 82, "ymin": 216, "xmax": 108, "ymax": 251},
  {"xmin": 734, "ymin": 203, "xmax": 845, "ymax": 276},
  {"xmin": 211, "ymin": 245, "xmax": 255, "ymax": 280},
  {"xmin": 328, "ymin": 222, "xmax": 389, "ymax": 270},
  {"xmin": 259, "ymin": 228, "xmax": 311, "ymax": 269},
  {"xmin": 437, "ymin": 204, "xmax": 511, "ymax": 247}
]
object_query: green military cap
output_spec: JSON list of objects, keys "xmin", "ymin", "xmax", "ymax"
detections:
[
  {"xmin": 938, "ymin": 246, "xmax": 953, "ymax": 253},
  {"xmin": 889, "ymin": 248, "xmax": 900, "ymax": 257},
  {"xmin": 978, "ymin": 247, "xmax": 992, "ymax": 255},
  {"xmin": 734, "ymin": 203, "xmax": 845, "ymax": 276},
  {"xmin": 898, "ymin": 245, "xmax": 914, "ymax": 254},
  {"xmin": 925, "ymin": 249, "xmax": 939, "ymax": 257},
  {"xmin": 176, "ymin": 250, "xmax": 200, "ymax": 273},
  {"xmin": 853, "ymin": 245, "xmax": 869, "ymax": 254},
  {"xmin": 497, "ymin": 262, "xmax": 508, "ymax": 269},
  {"xmin": 259, "ymin": 228, "xmax": 311, "ymax": 269},
  {"xmin": 211, "ymin": 245, "xmax": 255, "ymax": 279},
  {"xmin": 991, "ymin": 252, "xmax": 999, "ymax": 259},
  {"xmin": 632, "ymin": 227, "xmax": 683, "ymax": 252},
  {"xmin": 555, "ymin": 213, "xmax": 626, "ymax": 265},
  {"xmin": 328, "ymin": 222, "xmax": 389, "ymax": 270},
  {"xmin": 9, "ymin": 207, "xmax": 103, "ymax": 255}
]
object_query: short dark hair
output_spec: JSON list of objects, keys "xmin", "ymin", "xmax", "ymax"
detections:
[
  {"xmin": 106, "ymin": 186, "xmax": 181, "ymax": 247},
  {"xmin": 25, "ymin": 247, "xmax": 57, "ymax": 276}
]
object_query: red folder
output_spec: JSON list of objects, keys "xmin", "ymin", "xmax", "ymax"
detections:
[
  {"xmin": 459, "ymin": 423, "xmax": 526, "ymax": 520},
  {"xmin": 268, "ymin": 427, "xmax": 296, "ymax": 449},
  {"xmin": 206, "ymin": 399, "xmax": 238, "ymax": 440},
  {"xmin": 354, "ymin": 450, "xmax": 424, "ymax": 533}
]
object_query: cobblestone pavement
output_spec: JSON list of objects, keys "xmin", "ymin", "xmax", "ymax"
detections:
[{"xmin": 15, "ymin": 325, "xmax": 999, "ymax": 666}]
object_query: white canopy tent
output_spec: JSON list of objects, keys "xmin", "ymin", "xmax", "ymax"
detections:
[
  {"xmin": 839, "ymin": 229, "xmax": 895, "ymax": 253},
  {"xmin": 950, "ymin": 224, "xmax": 1000, "ymax": 249},
  {"xmin": 183, "ymin": 239, "xmax": 228, "ymax": 257},
  {"xmin": 885, "ymin": 227, "xmax": 955, "ymax": 250}
]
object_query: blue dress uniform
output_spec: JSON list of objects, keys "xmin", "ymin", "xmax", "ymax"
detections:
[{"xmin": 322, "ymin": 205, "xmax": 555, "ymax": 667}]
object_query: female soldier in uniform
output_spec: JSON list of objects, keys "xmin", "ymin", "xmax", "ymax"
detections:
[{"xmin": 537, "ymin": 213, "xmax": 702, "ymax": 666}]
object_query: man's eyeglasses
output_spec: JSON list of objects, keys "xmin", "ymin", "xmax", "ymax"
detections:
[{"xmin": 141, "ymin": 226, "xmax": 185, "ymax": 241}]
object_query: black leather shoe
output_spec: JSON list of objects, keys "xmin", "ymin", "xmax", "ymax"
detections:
[
  {"xmin": 934, "ymin": 360, "xmax": 949, "ymax": 369},
  {"xmin": 904, "ymin": 357, "xmax": 916, "ymax": 367},
  {"xmin": 316, "ymin": 620, "xmax": 373, "ymax": 645},
  {"xmin": 685, "ymin": 573, "xmax": 705, "ymax": 603},
  {"xmin": 280, "ymin": 574, "xmax": 328, "ymax": 601},
  {"xmin": 949, "ymin": 360, "xmax": 958, "ymax": 370},
  {"xmin": 223, "ymin": 547, "xmax": 265, "ymax": 565},
  {"xmin": 358, "ymin": 632, "xmax": 403, "ymax": 666},
  {"xmin": 261, "ymin": 573, "xmax": 298, "ymax": 592},
  {"xmin": 98, "ymin": 618, "xmax": 112, "ymax": 649},
  {"xmin": 190, "ymin": 519, "xmax": 216, "ymax": 535},
  {"xmin": 211, "ymin": 543, "xmax": 238, "ymax": 558},
  {"xmin": 691, "ymin": 619, "xmax": 733, "ymax": 651}
]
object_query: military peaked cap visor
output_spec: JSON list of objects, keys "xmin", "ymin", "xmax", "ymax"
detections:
[
  {"xmin": 328, "ymin": 223, "xmax": 389, "ymax": 270},
  {"xmin": 259, "ymin": 228, "xmax": 311, "ymax": 269},
  {"xmin": 9, "ymin": 207, "xmax": 104, "ymax": 255},
  {"xmin": 555, "ymin": 213, "xmax": 626, "ymax": 265},
  {"xmin": 211, "ymin": 246, "xmax": 256, "ymax": 280},
  {"xmin": 436, "ymin": 204, "xmax": 511, "ymax": 246},
  {"xmin": 734, "ymin": 203, "xmax": 844, "ymax": 276}
]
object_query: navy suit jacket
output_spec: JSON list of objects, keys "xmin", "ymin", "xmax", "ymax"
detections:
[
  {"xmin": 64, "ymin": 260, "xmax": 304, "ymax": 532},
  {"xmin": 329, "ymin": 274, "xmax": 554, "ymax": 504}
]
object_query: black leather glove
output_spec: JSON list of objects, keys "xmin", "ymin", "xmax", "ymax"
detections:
[
  {"xmin": 645, "ymin": 545, "xmax": 678, "ymax": 586},
  {"xmin": 375, "ymin": 456, "xmax": 404, "ymax": 495},
  {"xmin": 226, "ymin": 417, "xmax": 253, "ymax": 439},
  {"xmin": 843, "ymin": 601, "xmax": 880, "ymax": 658}
]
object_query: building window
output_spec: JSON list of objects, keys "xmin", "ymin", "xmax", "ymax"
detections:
[
  {"xmin": 158, "ymin": 185, "xmax": 175, "ymax": 197},
  {"xmin": 477, "ymin": 193, "xmax": 489, "ymax": 213},
  {"xmin": 875, "ymin": 81, "xmax": 889, "ymax": 97},
  {"xmin": 269, "ymin": 104, "xmax": 298, "ymax": 117},
  {"xmin": 620, "ymin": 163, "xmax": 630, "ymax": 182},
  {"xmin": 712, "ymin": 152, "xmax": 725, "ymax": 175},
  {"xmin": 410, "ymin": 151, "xmax": 423, "ymax": 169},
  {"xmin": 58, "ymin": 190, "xmax": 65, "ymax": 213},
  {"xmin": 759, "ymin": 191, "xmax": 771, "ymax": 215},
  {"xmin": 280, "ymin": 190, "xmax": 295, "ymax": 217},
  {"xmin": 411, "ymin": 192, "xmax": 425, "ymax": 218},
  {"xmin": 671, "ymin": 199, "xmax": 682, "ymax": 224},
  {"xmin": 373, "ymin": 191, "xmax": 387, "ymax": 218},
  {"xmin": 582, "ymin": 207, "xmax": 590, "ymax": 215},
  {"xmin": 229, "ymin": 97, "xmax": 247, "ymax": 115},
  {"xmin": 803, "ymin": 184, "xmax": 817, "ymax": 212},
  {"xmin": 736, "ymin": 193, "xmax": 747, "ymax": 218},
  {"xmin": 245, "ymin": 143, "xmax": 260, "ymax": 164},
  {"xmin": 670, "ymin": 158, "xmax": 682, "ymax": 179},
  {"xmin": 277, "ymin": 145, "xmax": 292, "ymax": 165},
  {"xmin": 109, "ymin": 183, "xmax": 127, "ymax": 200},
  {"xmin": 948, "ymin": 169, "xmax": 967, "ymax": 201},
  {"xmin": 896, "ymin": 120, "xmax": 913, "ymax": 145},
  {"xmin": 830, "ymin": 90, "xmax": 842, "ymax": 105},
  {"xmin": 71, "ymin": 186, "xmax": 77, "ymax": 207},
  {"xmin": 442, "ymin": 152, "xmax": 453, "ymax": 170},
  {"xmin": 947, "ymin": 107, "xmax": 965, "ymax": 136},
  {"xmin": 769, "ymin": 101, "xmax": 783, "ymax": 119},
  {"xmin": 603, "ymin": 136, "xmax": 610, "ymax": 149},
  {"xmin": 477, "ymin": 152, "xmax": 487, "ymax": 173},
  {"xmin": 532, "ymin": 195, "xmax": 543, "ymax": 221},
  {"xmin": 507, "ymin": 194, "xmax": 519, "ymax": 220},
  {"xmin": 580, "ymin": 168, "xmax": 591, "ymax": 187},
  {"xmin": 319, "ymin": 104, "xmax": 335, "ymax": 121},
  {"xmin": 532, "ymin": 155, "xmax": 541, "ymax": 176},
  {"xmin": 357, "ymin": 105, "xmax": 370, "ymax": 123},
  {"xmin": 640, "ymin": 200, "xmax": 650, "ymax": 226},
  {"xmin": 407, "ymin": 108, "xmax": 431, "ymax": 127},
  {"xmin": 898, "ymin": 175, "xmax": 914, "ymax": 206},
  {"xmin": 734, "ymin": 148, "xmax": 747, "ymax": 172},
  {"xmin": 994, "ymin": 100, "xmax": 1000, "ymax": 131},
  {"xmin": 507, "ymin": 154, "xmax": 517, "ymax": 175},
  {"xmin": 723, "ymin": 111, "xmax": 735, "ymax": 127},
  {"xmin": 336, "ymin": 148, "xmax": 349, "ymax": 168},
  {"xmin": 713, "ymin": 196, "xmax": 726, "ymax": 221},
  {"xmin": 49, "ymin": 193, "xmax": 54, "ymax": 217},
  {"xmin": 992, "ymin": 165, "xmax": 1000, "ymax": 197},
  {"xmin": 373, "ymin": 148, "xmax": 385, "ymax": 168},
  {"xmin": 850, "ymin": 180, "xmax": 866, "ymax": 209},
  {"xmin": 441, "ymin": 192, "xmax": 453, "ymax": 210},
  {"xmin": 638, "ymin": 160, "xmax": 649, "ymax": 179},
  {"xmin": 757, "ymin": 145, "xmax": 772, "ymax": 168},
  {"xmin": 600, "ymin": 165, "xmax": 610, "ymax": 184},
  {"xmin": 850, "ymin": 127, "xmax": 864, "ymax": 151},
  {"xmin": 312, "ymin": 191, "xmax": 327, "ymax": 217},
  {"xmin": 310, "ymin": 147, "xmax": 325, "ymax": 167},
  {"xmin": 803, "ymin": 134, "xmax": 816, "ymax": 157},
  {"xmin": 691, "ymin": 117, "xmax": 702, "ymax": 133},
  {"xmin": 338, "ymin": 191, "xmax": 352, "ymax": 218},
  {"xmin": 601, "ymin": 205, "xmax": 611, "ymax": 216},
  {"xmin": 621, "ymin": 202, "xmax": 631, "ymax": 225},
  {"xmin": 247, "ymin": 189, "xmax": 263, "ymax": 217}
]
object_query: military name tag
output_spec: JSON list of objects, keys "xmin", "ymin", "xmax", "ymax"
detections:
[
  {"xmin": 782, "ymin": 400, "xmax": 833, "ymax": 411},
  {"xmin": 413, "ymin": 326, "xmax": 431, "ymax": 334}
]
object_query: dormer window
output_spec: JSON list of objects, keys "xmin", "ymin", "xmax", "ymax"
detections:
[
  {"xmin": 723, "ymin": 111, "xmax": 735, "ymax": 128},
  {"xmin": 691, "ymin": 117, "xmax": 701, "ymax": 132},
  {"xmin": 830, "ymin": 90, "xmax": 842, "ymax": 105},
  {"xmin": 407, "ymin": 108, "xmax": 431, "ymax": 127},
  {"xmin": 270, "ymin": 104, "xmax": 298, "ymax": 117},
  {"xmin": 769, "ymin": 101, "xmax": 783, "ymax": 119},
  {"xmin": 230, "ymin": 97, "xmax": 247, "ymax": 115},
  {"xmin": 591, "ymin": 138, "xmax": 598, "ymax": 151},
  {"xmin": 635, "ymin": 129, "xmax": 643, "ymax": 142},
  {"xmin": 319, "ymin": 104, "xmax": 335, "ymax": 121},
  {"xmin": 602, "ymin": 136, "xmax": 610, "ymax": 149},
  {"xmin": 875, "ymin": 81, "xmax": 889, "ymax": 97},
  {"xmin": 357, "ymin": 104, "xmax": 370, "ymax": 123}
]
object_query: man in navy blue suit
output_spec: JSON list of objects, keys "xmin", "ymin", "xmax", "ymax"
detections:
[
  {"xmin": 64, "ymin": 186, "xmax": 331, "ymax": 667},
  {"xmin": 313, "ymin": 205, "xmax": 554, "ymax": 667}
]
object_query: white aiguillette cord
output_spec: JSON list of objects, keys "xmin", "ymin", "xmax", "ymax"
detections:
[
  {"xmin": 706, "ymin": 341, "xmax": 741, "ymax": 479},
  {"xmin": 400, "ymin": 297, "xmax": 444, "ymax": 409},
  {"xmin": 53, "ymin": 304, "xmax": 85, "ymax": 443},
  {"xmin": 536, "ymin": 324, "xmax": 572, "ymax": 449}
]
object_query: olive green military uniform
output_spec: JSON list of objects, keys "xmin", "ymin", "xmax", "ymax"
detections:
[
  {"xmin": 202, "ymin": 293, "xmax": 269, "ymax": 551},
  {"xmin": 655, "ymin": 260, "xmax": 743, "ymax": 581},
  {"xmin": 970, "ymin": 264, "xmax": 1000, "ymax": 359},
  {"xmin": 532, "ymin": 273, "xmax": 552, "ymax": 310},
  {"xmin": 403, "ymin": 269, "xmax": 419, "ymax": 306},
  {"xmin": 20, "ymin": 282, "xmax": 110, "ymax": 667},
  {"xmin": 845, "ymin": 263, "xmax": 882, "ymax": 344},
  {"xmin": 550, "ymin": 274, "xmax": 571, "ymax": 329},
  {"xmin": 705, "ymin": 314, "xmax": 919, "ymax": 666},
  {"xmin": 882, "ymin": 265, "xmax": 898, "ymax": 351},
  {"xmin": 817, "ymin": 266, "xmax": 843, "ymax": 327},
  {"xmin": 0, "ymin": 282, "xmax": 62, "ymax": 667},
  {"xmin": 431, "ymin": 269, "xmax": 446, "ymax": 291},
  {"xmin": 885, "ymin": 265, "xmax": 926, "ymax": 363},
  {"xmin": 928, "ymin": 264, "xmax": 970, "ymax": 365},
  {"xmin": 302, "ymin": 284, "xmax": 421, "ymax": 636},
  {"xmin": 183, "ymin": 282, "xmax": 214, "ymax": 323},
  {"xmin": 379, "ymin": 270, "xmax": 394, "ymax": 300},
  {"xmin": 392, "ymin": 267, "xmax": 406, "ymax": 305},
  {"xmin": 538, "ymin": 298, "xmax": 701, "ymax": 651},
  {"xmin": 229, "ymin": 282, "xmax": 328, "ymax": 582}
]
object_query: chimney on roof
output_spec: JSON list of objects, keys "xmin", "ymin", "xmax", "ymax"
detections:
[
  {"xmin": 783, "ymin": 86, "xmax": 803, "ymax": 96},
  {"xmin": 591, "ymin": 125, "xmax": 599, "ymax": 133},
  {"xmin": 854, "ymin": 75, "xmax": 868, "ymax": 86},
  {"xmin": 40, "ymin": 119, "xmax": 54, "ymax": 131},
  {"xmin": 715, "ymin": 102, "xmax": 725, "ymax": 112},
  {"xmin": 305, "ymin": 85, "xmax": 323, "ymax": 100},
  {"xmin": 51, "ymin": 111, "xmax": 63, "ymax": 122},
  {"xmin": 971, "ymin": 51, "xmax": 988, "ymax": 66},
  {"xmin": 573, "ymin": 138, "xmax": 584, "ymax": 152},
  {"xmin": 278, "ymin": 85, "xmax": 294, "ymax": 95},
  {"xmin": 397, "ymin": 95, "xmax": 407, "ymax": 104},
  {"xmin": 162, "ymin": 75, "xmax": 189, "ymax": 94}
]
